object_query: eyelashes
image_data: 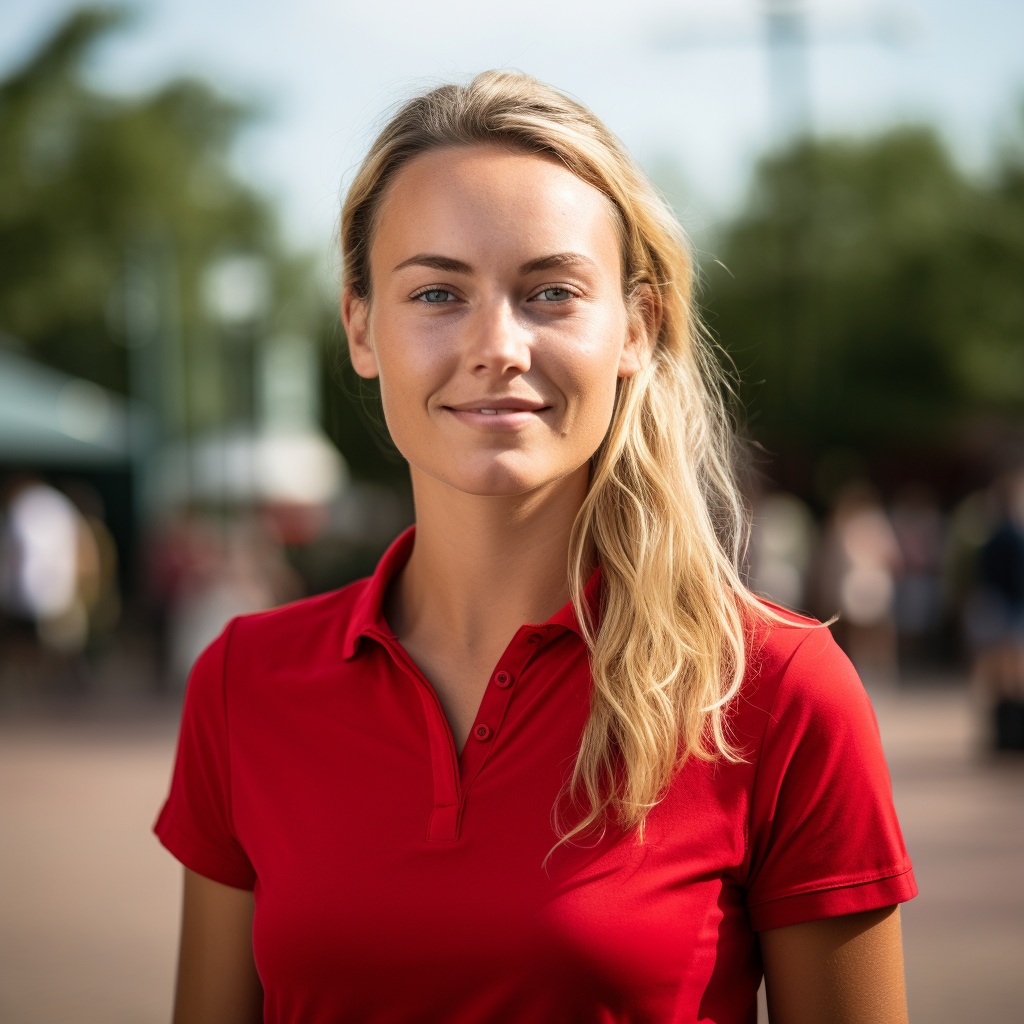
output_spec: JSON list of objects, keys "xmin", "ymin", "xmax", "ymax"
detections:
[
  {"xmin": 409, "ymin": 285, "xmax": 581, "ymax": 304},
  {"xmin": 412, "ymin": 288, "xmax": 457, "ymax": 304},
  {"xmin": 535, "ymin": 287, "xmax": 573, "ymax": 302}
]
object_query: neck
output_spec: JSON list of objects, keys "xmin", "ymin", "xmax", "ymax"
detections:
[{"xmin": 390, "ymin": 465, "xmax": 589, "ymax": 653}]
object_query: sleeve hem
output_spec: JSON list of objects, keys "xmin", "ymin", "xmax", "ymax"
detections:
[
  {"xmin": 154, "ymin": 810, "xmax": 257, "ymax": 891},
  {"xmin": 748, "ymin": 866, "xmax": 918, "ymax": 932}
]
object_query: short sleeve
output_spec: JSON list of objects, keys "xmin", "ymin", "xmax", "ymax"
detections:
[
  {"xmin": 744, "ymin": 627, "xmax": 916, "ymax": 931},
  {"xmin": 154, "ymin": 620, "xmax": 257, "ymax": 890}
]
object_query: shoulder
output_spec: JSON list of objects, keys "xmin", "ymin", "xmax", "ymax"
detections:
[
  {"xmin": 735, "ymin": 605, "xmax": 913, "ymax": 926},
  {"xmin": 732, "ymin": 600, "xmax": 873, "ymax": 748},
  {"xmin": 215, "ymin": 575, "xmax": 374, "ymax": 674}
]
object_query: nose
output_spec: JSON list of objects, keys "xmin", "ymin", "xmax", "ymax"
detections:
[{"xmin": 463, "ymin": 299, "xmax": 532, "ymax": 379}]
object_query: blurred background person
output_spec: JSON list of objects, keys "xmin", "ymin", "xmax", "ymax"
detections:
[
  {"xmin": 965, "ymin": 470, "xmax": 1024, "ymax": 750},
  {"xmin": 747, "ymin": 489, "xmax": 817, "ymax": 612},
  {"xmin": 0, "ymin": 480, "xmax": 119, "ymax": 687},
  {"xmin": 890, "ymin": 482, "xmax": 946, "ymax": 667},
  {"xmin": 151, "ymin": 512, "xmax": 303, "ymax": 687},
  {"xmin": 817, "ymin": 481, "xmax": 903, "ymax": 682}
]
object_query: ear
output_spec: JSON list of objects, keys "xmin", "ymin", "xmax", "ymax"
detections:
[
  {"xmin": 618, "ymin": 283, "xmax": 660, "ymax": 378},
  {"xmin": 341, "ymin": 286, "xmax": 378, "ymax": 379}
]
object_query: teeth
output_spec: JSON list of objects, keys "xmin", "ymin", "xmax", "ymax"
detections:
[{"xmin": 480, "ymin": 409, "xmax": 497, "ymax": 415}]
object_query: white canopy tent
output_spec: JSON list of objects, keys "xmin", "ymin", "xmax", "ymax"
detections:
[{"xmin": 0, "ymin": 346, "xmax": 137, "ymax": 467}]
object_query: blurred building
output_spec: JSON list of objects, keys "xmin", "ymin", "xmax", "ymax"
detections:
[
  {"xmin": 0, "ymin": 347, "xmax": 133, "ymax": 695},
  {"xmin": 0, "ymin": 344, "xmax": 136, "ymax": 593},
  {"xmin": 148, "ymin": 334, "xmax": 346, "ymax": 531},
  {"xmin": 144, "ymin": 332, "xmax": 351, "ymax": 684},
  {"xmin": 0, "ymin": 333, "xmax": 376, "ymax": 691}
]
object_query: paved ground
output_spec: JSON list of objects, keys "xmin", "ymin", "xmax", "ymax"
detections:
[
  {"xmin": 874, "ymin": 684, "xmax": 1024, "ymax": 1023},
  {"xmin": 0, "ymin": 684, "xmax": 1021, "ymax": 1023}
]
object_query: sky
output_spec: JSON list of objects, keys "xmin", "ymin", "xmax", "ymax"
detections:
[{"xmin": 3, "ymin": 0, "xmax": 1024, "ymax": 251}]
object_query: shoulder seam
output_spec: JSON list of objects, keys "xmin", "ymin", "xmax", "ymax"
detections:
[
  {"xmin": 221, "ymin": 617, "xmax": 241, "ymax": 844},
  {"xmin": 743, "ymin": 625, "xmax": 831, "ymax": 880}
]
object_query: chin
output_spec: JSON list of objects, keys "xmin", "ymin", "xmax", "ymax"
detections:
[{"xmin": 435, "ymin": 451, "xmax": 555, "ymax": 497}]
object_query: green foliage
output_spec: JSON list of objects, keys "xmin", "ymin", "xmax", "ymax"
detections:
[
  {"xmin": 0, "ymin": 6, "xmax": 407, "ymax": 486},
  {"xmin": 704, "ymin": 123, "xmax": 1024, "ymax": 461},
  {"xmin": 322, "ymin": 370, "xmax": 408, "ymax": 486},
  {"xmin": 0, "ymin": 6, "xmax": 295, "ymax": 405},
  {"xmin": 9, "ymin": 8, "xmax": 1022, "ymax": 493}
]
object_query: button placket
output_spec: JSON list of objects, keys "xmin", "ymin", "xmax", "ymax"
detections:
[
  {"xmin": 456, "ymin": 625, "xmax": 548, "ymax": 790},
  {"xmin": 376, "ymin": 636, "xmax": 464, "ymax": 844},
  {"xmin": 381, "ymin": 624, "xmax": 557, "ymax": 843}
]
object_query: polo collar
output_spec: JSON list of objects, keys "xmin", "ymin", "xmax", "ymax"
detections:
[{"xmin": 340, "ymin": 525, "xmax": 600, "ymax": 660}]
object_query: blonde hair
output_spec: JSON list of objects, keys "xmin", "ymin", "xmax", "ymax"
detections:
[{"xmin": 341, "ymin": 72, "xmax": 764, "ymax": 845}]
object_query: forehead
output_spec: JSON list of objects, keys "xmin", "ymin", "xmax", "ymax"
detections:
[{"xmin": 371, "ymin": 144, "xmax": 622, "ymax": 275}]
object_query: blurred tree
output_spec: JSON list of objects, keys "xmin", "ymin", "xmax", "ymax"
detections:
[
  {"xmin": 705, "ymin": 124, "xmax": 1024, "ymax": 481},
  {"xmin": 960, "ymin": 110, "xmax": 1024, "ymax": 413},
  {"xmin": 0, "ymin": 5, "xmax": 406, "ymax": 487},
  {"xmin": 320, "ymin": 332, "xmax": 410, "ymax": 487},
  {"xmin": 0, "ymin": 7, "xmax": 308, "ymax": 422}
]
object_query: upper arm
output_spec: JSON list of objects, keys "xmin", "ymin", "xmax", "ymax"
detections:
[
  {"xmin": 155, "ymin": 623, "xmax": 259, "ymax": 891},
  {"xmin": 173, "ymin": 868, "xmax": 263, "ymax": 1024},
  {"xmin": 745, "ymin": 628, "xmax": 916, "ymax": 931},
  {"xmin": 760, "ymin": 905, "xmax": 908, "ymax": 1024}
]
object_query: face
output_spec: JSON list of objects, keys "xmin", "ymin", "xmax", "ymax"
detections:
[{"xmin": 342, "ymin": 144, "xmax": 647, "ymax": 498}]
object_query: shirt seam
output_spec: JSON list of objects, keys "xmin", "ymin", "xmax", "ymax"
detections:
[
  {"xmin": 221, "ymin": 617, "xmax": 241, "ymax": 846},
  {"xmin": 743, "ymin": 625, "xmax": 824, "ymax": 879},
  {"xmin": 158, "ymin": 812, "xmax": 254, "ymax": 875},
  {"xmin": 746, "ymin": 863, "xmax": 915, "ymax": 908}
]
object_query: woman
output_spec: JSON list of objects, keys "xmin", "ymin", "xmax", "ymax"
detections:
[{"xmin": 157, "ymin": 72, "xmax": 915, "ymax": 1024}]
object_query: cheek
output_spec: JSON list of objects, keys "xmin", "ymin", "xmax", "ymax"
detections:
[
  {"xmin": 374, "ymin": 309, "xmax": 434, "ymax": 397},
  {"xmin": 553, "ymin": 326, "xmax": 627, "ymax": 447},
  {"xmin": 373, "ymin": 316, "xmax": 448, "ymax": 427},
  {"xmin": 564, "ymin": 366, "xmax": 619, "ymax": 452}
]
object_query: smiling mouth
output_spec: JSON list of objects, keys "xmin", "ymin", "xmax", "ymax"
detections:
[
  {"xmin": 443, "ymin": 403, "xmax": 551, "ymax": 426},
  {"xmin": 443, "ymin": 401, "xmax": 550, "ymax": 415}
]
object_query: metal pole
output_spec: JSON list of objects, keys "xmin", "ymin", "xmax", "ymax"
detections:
[{"xmin": 764, "ymin": 0, "xmax": 811, "ymax": 141}]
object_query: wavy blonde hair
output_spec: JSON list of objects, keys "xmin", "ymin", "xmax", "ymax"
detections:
[{"xmin": 341, "ymin": 71, "xmax": 764, "ymax": 845}]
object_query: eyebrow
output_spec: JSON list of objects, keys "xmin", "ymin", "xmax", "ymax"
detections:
[
  {"xmin": 392, "ymin": 253, "xmax": 473, "ymax": 274},
  {"xmin": 518, "ymin": 252, "xmax": 598, "ymax": 275},
  {"xmin": 391, "ymin": 251, "xmax": 598, "ymax": 276}
]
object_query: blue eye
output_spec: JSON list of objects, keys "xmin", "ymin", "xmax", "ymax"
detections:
[
  {"xmin": 537, "ymin": 287, "xmax": 572, "ymax": 301},
  {"xmin": 416, "ymin": 289, "xmax": 454, "ymax": 303}
]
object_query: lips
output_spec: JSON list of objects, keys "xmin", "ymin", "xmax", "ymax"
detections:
[
  {"xmin": 445, "ymin": 399, "xmax": 549, "ymax": 413},
  {"xmin": 443, "ymin": 399, "xmax": 551, "ymax": 430}
]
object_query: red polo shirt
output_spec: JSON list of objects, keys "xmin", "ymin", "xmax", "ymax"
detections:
[{"xmin": 155, "ymin": 527, "xmax": 916, "ymax": 1023}]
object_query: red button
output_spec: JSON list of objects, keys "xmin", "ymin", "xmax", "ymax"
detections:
[
  {"xmin": 494, "ymin": 671, "xmax": 512, "ymax": 688},
  {"xmin": 473, "ymin": 724, "xmax": 491, "ymax": 741},
  {"xmin": 525, "ymin": 632, "xmax": 543, "ymax": 645}
]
